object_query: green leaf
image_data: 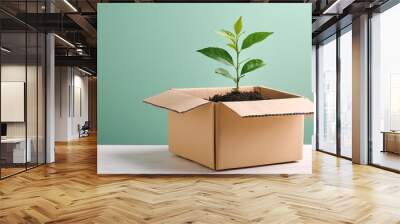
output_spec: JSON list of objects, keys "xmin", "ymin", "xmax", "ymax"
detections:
[
  {"xmin": 197, "ymin": 47, "xmax": 234, "ymax": 65},
  {"xmin": 241, "ymin": 32, "xmax": 273, "ymax": 50},
  {"xmin": 217, "ymin": 29, "xmax": 236, "ymax": 44},
  {"xmin": 227, "ymin": 43, "xmax": 237, "ymax": 51},
  {"xmin": 241, "ymin": 59, "xmax": 265, "ymax": 75},
  {"xmin": 215, "ymin": 68, "xmax": 236, "ymax": 81},
  {"xmin": 234, "ymin": 16, "xmax": 242, "ymax": 35}
]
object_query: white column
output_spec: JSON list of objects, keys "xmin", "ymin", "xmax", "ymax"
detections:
[
  {"xmin": 45, "ymin": 0, "xmax": 56, "ymax": 164},
  {"xmin": 352, "ymin": 14, "xmax": 369, "ymax": 164},
  {"xmin": 46, "ymin": 32, "xmax": 55, "ymax": 163}
]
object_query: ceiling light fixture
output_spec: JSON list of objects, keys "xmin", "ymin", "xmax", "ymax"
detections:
[
  {"xmin": 76, "ymin": 48, "xmax": 85, "ymax": 55},
  {"xmin": 54, "ymin": 34, "xmax": 75, "ymax": 48},
  {"xmin": 1, "ymin": 47, "xmax": 11, "ymax": 53},
  {"xmin": 322, "ymin": 0, "xmax": 354, "ymax": 15},
  {"xmin": 63, "ymin": 0, "xmax": 78, "ymax": 12},
  {"xmin": 78, "ymin": 67, "xmax": 93, "ymax": 76}
]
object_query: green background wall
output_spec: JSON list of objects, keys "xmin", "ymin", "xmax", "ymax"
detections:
[{"xmin": 98, "ymin": 3, "xmax": 313, "ymax": 145}]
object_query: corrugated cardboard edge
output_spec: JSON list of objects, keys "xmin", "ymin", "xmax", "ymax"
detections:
[
  {"xmin": 222, "ymin": 97, "xmax": 314, "ymax": 118},
  {"xmin": 254, "ymin": 86, "xmax": 302, "ymax": 98},
  {"xmin": 143, "ymin": 89, "xmax": 210, "ymax": 113},
  {"xmin": 173, "ymin": 86, "xmax": 303, "ymax": 100}
]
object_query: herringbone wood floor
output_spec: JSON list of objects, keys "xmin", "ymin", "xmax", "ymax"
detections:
[{"xmin": 1, "ymin": 135, "xmax": 400, "ymax": 224}]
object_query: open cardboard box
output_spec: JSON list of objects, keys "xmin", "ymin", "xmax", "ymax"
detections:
[{"xmin": 144, "ymin": 86, "xmax": 314, "ymax": 170}]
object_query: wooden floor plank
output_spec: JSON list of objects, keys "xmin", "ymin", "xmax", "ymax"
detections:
[{"xmin": 0, "ymin": 135, "xmax": 400, "ymax": 223}]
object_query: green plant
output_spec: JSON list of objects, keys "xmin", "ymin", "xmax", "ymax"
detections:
[{"xmin": 197, "ymin": 16, "xmax": 273, "ymax": 91}]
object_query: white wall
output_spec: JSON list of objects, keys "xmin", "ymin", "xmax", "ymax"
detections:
[
  {"xmin": 71, "ymin": 73, "xmax": 89, "ymax": 138},
  {"xmin": 1, "ymin": 65, "xmax": 42, "ymax": 137},
  {"xmin": 55, "ymin": 67, "xmax": 89, "ymax": 141},
  {"xmin": 55, "ymin": 66, "xmax": 70, "ymax": 141},
  {"xmin": 1, "ymin": 63, "xmax": 46, "ymax": 164}
]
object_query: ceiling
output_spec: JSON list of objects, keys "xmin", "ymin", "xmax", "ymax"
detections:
[{"xmin": 0, "ymin": 0, "xmax": 392, "ymax": 74}]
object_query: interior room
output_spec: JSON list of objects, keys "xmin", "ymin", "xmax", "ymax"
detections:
[
  {"xmin": 370, "ymin": 3, "xmax": 400, "ymax": 171},
  {"xmin": 54, "ymin": 66, "xmax": 93, "ymax": 142},
  {"xmin": 0, "ymin": 0, "xmax": 400, "ymax": 223},
  {"xmin": 0, "ymin": 20, "xmax": 46, "ymax": 178}
]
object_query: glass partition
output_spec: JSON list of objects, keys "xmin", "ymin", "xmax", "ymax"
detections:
[
  {"xmin": 0, "ymin": 30, "xmax": 28, "ymax": 177},
  {"xmin": 0, "ymin": 3, "xmax": 46, "ymax": 179},
  {"xmin": 317, "ymin": 35, "xmax": 337, "ymax": 154},
  {"xmin": 370, "ymin": 4, "xmax": 400, "ymax": 171},
  {"xmin": 339, "ymin": 27, "xmax": 352, "ymax": 158},
  {"xmin": 316, "ymin": 26, "xmax": 353, "ymax": 159}
]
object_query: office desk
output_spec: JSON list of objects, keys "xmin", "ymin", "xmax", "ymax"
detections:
[
  {"xmin": 1, "ymin": 138, "xmax": 32, "ymax": 163},
  {"xmin": 382, "ymin": 131, "xmax": 400, "ymax": 154}
]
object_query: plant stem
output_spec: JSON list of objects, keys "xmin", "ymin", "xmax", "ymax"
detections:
[{"xmin": 235, "ymin": 36, "xmax": 240, "ymax": 92}]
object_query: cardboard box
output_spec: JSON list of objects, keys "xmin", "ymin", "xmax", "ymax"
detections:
[{"xmin": 144, "ymin": 86, "xmax": 313, "ymax": 170}]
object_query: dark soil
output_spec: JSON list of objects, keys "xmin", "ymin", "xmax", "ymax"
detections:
[{"xmin": 209, "ymin": 91, "xmax": 266, "ymax": 102}]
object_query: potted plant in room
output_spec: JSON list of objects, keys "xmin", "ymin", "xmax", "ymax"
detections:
[{"xmin": 197, "ymin": 16, "xmax": 273, "ymax": 102}]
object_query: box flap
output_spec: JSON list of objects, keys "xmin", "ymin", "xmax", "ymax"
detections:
[
  {"xmin": 144, "ymin": 90, "xmax": 210, "ymax": 113},
  {"xmin": 222, "ymin": 97, "xmax": 314, "ymax": 117},
  {"xmin": 255, "ymin": 86, "xmax": 301, "ymax": 99}
]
